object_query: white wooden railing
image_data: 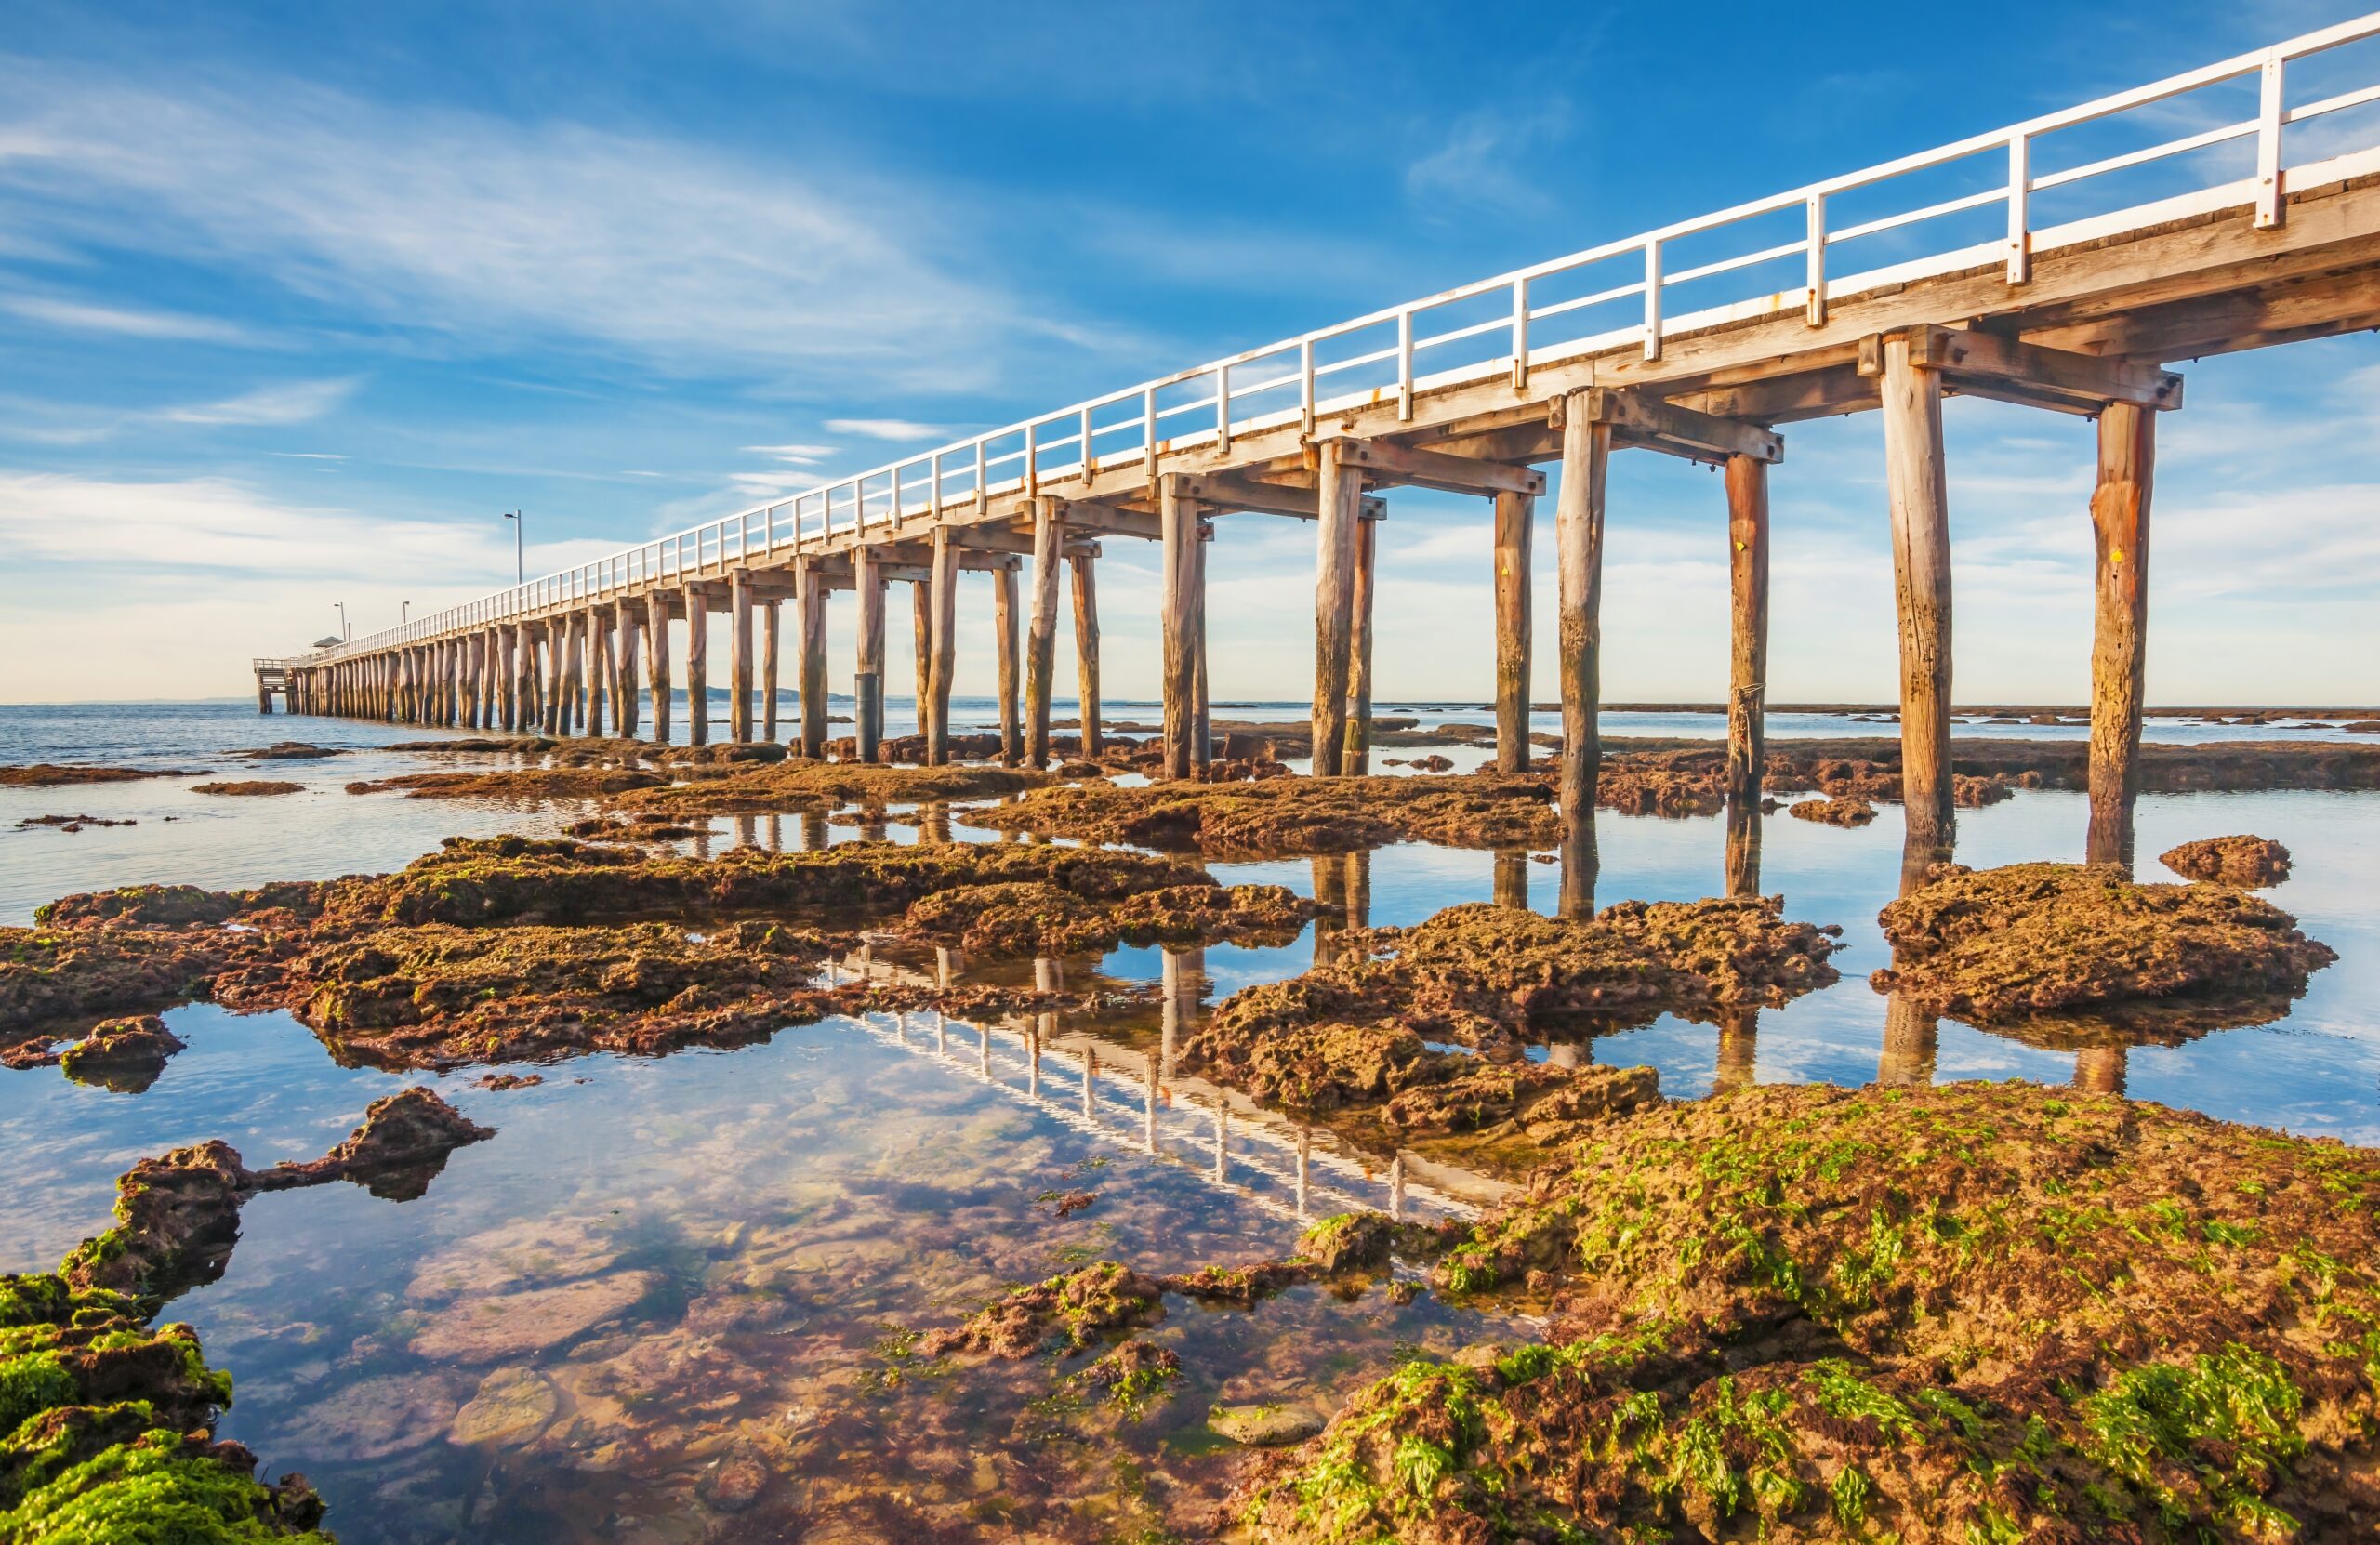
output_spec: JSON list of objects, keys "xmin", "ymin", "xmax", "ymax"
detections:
[{"xmin": 307, "ymin": 13, "xmax": 2380, "ymax": 666}]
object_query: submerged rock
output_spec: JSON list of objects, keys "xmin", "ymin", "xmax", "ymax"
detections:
[
  {"xmin": 253, "ymin": 1086, "xmax": 494, "ymax": 1200},
  {"xmin": 447, "ymin": 1366, "xmax": 560, "ymax": 1447},
  {"xmin": 0, "ymin": 762, "xmax": 209, "ymax": 786},
  {"xmin": 1786, "ymin": 795, "xmax": 1876, "ymax": 826},
  {"xmin": 1232, "ymin": 1081, "xmax": 2380, "ymax": 1543},
  {"xmin": 1873, "ymin": 861, "xmax": 2334, "ymax": 1021},
  {"xmin": 56, "ymin": 1012, "xmax": 186, "ymax": 1092},
  {"xmin": 410, "ymin": 1271, "xmax": 659, "ymax": 1363},
  {"xmin": 191, "ymin": 780, "xmax": 305, "ymax": 797},
  {"xmin": 2161, "ymin": 833, "xmax": 2293, "ymax": 887},
  {"xmin": 921, "ymin": 1261, "xmax": 1167, "ymax": 1358},
  {"xmin": 1211, "ymin": 1401, "xmax": 1327, "ymax": 1446}
]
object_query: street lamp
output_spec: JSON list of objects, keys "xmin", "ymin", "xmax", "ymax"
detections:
[
  {"xmin": 502, "ymin": 509, "xmax": 523, "ymax": 584},
  {"xmin": 334, "ymin": 601, "xmax": 350, "ymax": 642},
  {"xmin": 402, "ymin": 601, "xmax": 411, "ymax": 625}
]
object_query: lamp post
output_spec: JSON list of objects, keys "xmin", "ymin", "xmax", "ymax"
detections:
[
  {"xmin": 502, "ymin": 509, "xmax": 523, "ymax": 584},
  {"xmin": 334, "ymin": 601, "xmax": 349, "ymax": 643},
  {"xmin": 402, "ymin": 601, "xmax": 411, "ymax": 625}
]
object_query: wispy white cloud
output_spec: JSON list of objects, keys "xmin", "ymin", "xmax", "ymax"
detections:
[
  {"xmin": 744, "ymin": 442, "xmax": 838, "ymax": 466},
  {"xmin": 1405, "ymin": 102, "xmax": 1576, "ymax": 218},
  {"xmin": 0, "ymin": 59, "xmax": 1082, "ymax": 386},
  {"xmin": 824, "ymin": 417, "xmax": 950, "ymax": 442},
  {"xmin": 159, "ymin": 377, "xmax": 358, "ymax": 428},
  {"xmin": 1, "ymin": 293, "xmax": 256, "ymax": 344},
  {"xmin": 271, "ymin": 451, "xmax": 346, "ymax": 461},
  {"xmin": 0, "ymin": 376, "xmax": 362, "ymax": 443}
]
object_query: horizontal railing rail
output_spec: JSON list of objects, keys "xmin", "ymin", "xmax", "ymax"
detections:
[{"xmin": 303, "ymin": 13, "xmax": 2380, "ymax": 666}]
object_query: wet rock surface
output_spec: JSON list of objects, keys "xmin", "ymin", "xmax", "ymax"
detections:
[
  {"xmin": 0, "ymin": 762, "xmax": 211, "ymax": 786},
  {"xmin": 192, "ymin": 780, "xmax": 307, "ymax": 797},
  {"xmin": 1233, "ymin": 1081, "xmax": 2380, "ymax": 1543},
  {"xmin": 958, "ymin": 773, "xmax": 1564, "ymax": 854},
  {"xmin": 1873, "ymin": 861, "xmax": 2336, "ymax": 1022},
  {"xmin": 2161, "ymin": 833, "xmax": 2294, "ymax": 887},
  {"xmin": 56, "ymin": 1011, "xmax": 187, "ymax": 1091},
  {"xmin": 1787, "ymin": 794, "xmax": 1877, "ymax": 826},
  {"xmin": 1185, "ymin": 898, "xmax": 1838, "ymax": 1139}
]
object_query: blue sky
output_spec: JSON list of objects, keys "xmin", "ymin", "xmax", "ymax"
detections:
[{"xmin": 1, "ymin": 0, "xmax": 2373, "ymax": 704}]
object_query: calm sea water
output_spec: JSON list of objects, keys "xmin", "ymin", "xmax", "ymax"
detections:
[{"xmin": 3, "ymin": 699, "xmax": 2373, "ymax": 1542}]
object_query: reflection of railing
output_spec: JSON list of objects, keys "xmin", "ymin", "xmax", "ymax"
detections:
[
  {"xmin": 829, "ymin": 945, "xmax": 1514, "ymax": 1225},
  {"xmin": 302, "ymin": 15, "xmax": 2380, "ymax": 665}
]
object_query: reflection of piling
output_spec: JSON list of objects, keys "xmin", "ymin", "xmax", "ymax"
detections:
[
  {"xmin": 1876, "ymin": 994, "xmax": 1939, "ymax": 1087},
  {"xmin": 1724, "ymin": 802, "xmax": 1763, "ymax": 899},
  {"xmin": 1713, "ymin": 1008, "xmax": 1758, "ymax": 1093},
  {"xmin": 1311, "ymin": 856, "xmax": 1348, "ymax": 967},
  {"xmin": 1034, "ymin": 957, "xmax": 1064, "ymax": 994},
  {"xmin": 1295, "ymin": 1128, "xmax": 1312, "ymax": 1218},
  {"xmin": 1342, "ymin": 849, "xmax": 1370, "ymax": 931},
  {"xmin": 917, "ymin": 802, "xmax": 953, "ymax": 844},
  {"xmin": 2073, "ymin": 1044, "xmax": 2129, "ymax": 1096},
  {"xmin": 765, "ymin": 814, "xmax": 783, "ymax": 853},
  {"xmin": 734, "ymin": 814, "xmax": 757, "ymax": 850},
  {"xmin": 1492, "ymin": 849, "xmax": 1529, "ymax": 911},
  {"xmin": 1211, "ymin": 1096, "xmax": 1228, "ymax": 1181},
  {"xmin": 1545, "ymin": 1040, "xmax": 1588, "ymax": 1068},
  {"xmin": 1159, "ymin": 948, "xmax": 1202, "ymax": 1080},
  {"xmin": 1028, "ymin": 1023, "xmax": 1044, "ymax": 1097},
  {"xmin": 936, "ymin": 945, "xmax": 963, "ymax": 989},
  {"xmin": 1558, "ymin": 823, "xmax": 1598, "ymax": 920},
  {"xmin": 800, "ymin": 811, "xmax": 828, "ymax": 852}
]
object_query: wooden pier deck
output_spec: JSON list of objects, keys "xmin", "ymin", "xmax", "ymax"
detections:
[{"xmin": 264, "ymin": 15, "xmax": 2380, "ymax": 874}]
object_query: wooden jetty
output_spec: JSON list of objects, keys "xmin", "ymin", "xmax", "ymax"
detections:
[{"xmin": 262, "ymin": 17, "xmax": 2380, "ymax": 868}]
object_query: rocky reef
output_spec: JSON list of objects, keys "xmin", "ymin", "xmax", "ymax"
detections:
[
  {"xmin": 957, "ymin": 774, "xmax": 1565, "ymax": 854},
  {"xmin": 2161, "ymin": 834, "xmax": 2294, "ymax": 887},
  {"xmin": 1231, "ymin": 1080, "xmax": 2380, "ymax": 1542},
  {"xmin": 1873, "ymin": 862, "xmax": 2335, "ymax": 1021}
]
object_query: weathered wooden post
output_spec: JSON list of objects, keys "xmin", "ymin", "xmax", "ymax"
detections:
[
  {"xmin": 1159, "ymin": 476, "xmax": 1200, "ymax": 779},
  {"xmin": 1069, "ymin": 550, "xmax": 1101, "ymax": 757},
  {"xmin": 587, "ymin": 608, "xmax": 609, "ymax": 738},
  {"xmin": 1311, "ymin": 441, "xmax": 1364, "ymax": 775},
  {"xmin": 1725, "ymin": 801, "xmax": 1763, "ymax": 898},
  {"xmin": 995, "ymin": 561, "xmax": 1022, "ymax": 766},
  {"xmin": 645, "ymin": 594, "xmax": 671, "ymax": 745},
  {"xmin": 545, "ymin": 625, "xmax": 566, "ymax": 734},
  {"xmin": 683, "ymin": 585, "xmax": 708, "ymax": 746},
  {"xmin": 1726, "ymin": 455, "xmax": 1770, "ymax": 805},
  {"xmin": 760, "ymin": 597, "xmax": 780, "ymax": 743},
  {"xmin": 2087, "ymin": 402, "xmax": 2154, "ymax": 866},
  {"xmin": 1195, "ymin": 520, "xmax": 1214, "ymax": 772},
  {"xmin": 1341, "ymin": 508, "xmax": 1370, "ymax": 775},
  {"xmin": 566, "ymin": 612, "xmax": 589, "ymax": 733},
  {"xmin": 1554, "ymin": 390, "xmax": 1611, "ymax": 839},
  {"xmin": 855, "ymin": 548, "xmax": 885, "ymax": 760},
  {"xmin": 1879, "ymin": 331, "xmax": 1955, "ymax": 858},
  {"xmin": 729, "ymin": 572, "xmax": 754, "ymax": 744},
  {"xmin": 1026, "ymin": 496, "xmax": 1064, "ymax": 767},
  {"xmin": 911, "ymin": 579, "xmax": 932, "ymax": 739},
  {"xmin": 799, "ymin": 557, "xmax": 828, "ymax": 759},
  {"xmin": 1493, "ymin": 488, "xmax": 1534, "ymax": 773},
  {"xmin": 926, "ymin": 529, "xmax": 959, "ymax": 765},
  {"xmin": 616, "ymin": 608, "xmax": 641, "ymax": 736},
  {"xmin": 498, "ymin": 629, "xmax": 518, "ymax": 732}
]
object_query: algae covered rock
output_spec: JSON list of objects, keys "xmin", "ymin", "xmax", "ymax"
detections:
[
  {"xmin": 1234, "ymin": 1081, "xmax": 2380, "ymax": 1543},
  {"xmin": 1873, "ymin": 861, "xmax": 2334, "ymax": 1021},
  {"xmin": 58, "ymin": 1012, "xmax": 187, "ymax": 1092},
  {"xmin": 921, "ymin": 1261, "xmax": 1166, "ymax": 1358},
  {"xmin": 2161, "ymin": 833, "xmax": 2293, "ymax": 887}
]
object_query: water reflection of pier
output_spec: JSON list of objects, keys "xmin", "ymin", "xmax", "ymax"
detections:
[{"xmin": 831, "ymin": 944, "xmax": 1512, "ymax": 1229}]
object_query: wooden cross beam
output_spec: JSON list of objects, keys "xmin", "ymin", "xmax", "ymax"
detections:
[
  {"xmin": 1572, "ymin": 388, "xmax": 1785, "ymax": 463},
  {"xmin": 2017, "ymin": 266, "xmax": 2380, "ymax": 364},
  {"xmin": 1035, "ymin": 497, "xmax": 1161, "ymax": 542},
  {"xmin": 1315, "ymin": 436, "xmax": 1546, "ymax": 496},
  {"xmin": 1669, "ymin": 365, "xmax": 1877, "ymax": 427},
  {"xmin": 1168, "ymin": 470, "xmax": 1325, "ymax": 520},
  {"xmin": 1858, "ymin": 325, "xmax": 2184, "ymax": 416}
]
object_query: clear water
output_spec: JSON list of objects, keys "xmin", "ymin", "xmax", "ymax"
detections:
[{"xmin": 4, "ymin": 700, "xmax": 2374, "ymax": 1542}]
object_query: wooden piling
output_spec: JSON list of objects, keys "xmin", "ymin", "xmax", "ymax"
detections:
[
  {"xmin": 616, "ymin": 610, "xmax": 640, "ymax": 736},
  {"xmin": 683, "ymin": 586, "xmax": 708, "ymax": 746},
  {"xmin": 995, "ymin": 562, "xmax": 1022, "ymax": 766},
  {"xmin": 1159, "ymin": 477, "xmax": 1199, "ymax": 780},
  {"xmin": 761, "ymin": 599, "xmax": 780, "ymax": 743},
  {"xmin": 645, "ymin": 594, "xmax": 672, "ymax": 745},
  {"xmin": 545, "ymin": 624, "xmax": 566, "ymax": 735},
  {"xmin": 1725, "ymin": 801, "xmax": 1763, "ymax": 898},
  {"xmin": 1554, "ymin": 393, "xmax": 1611, "ymax": 842},
  {"xmin": 1026, "ymin": 496, "xmax": 1064, "ymax": 767},
  {"xmin": 1194, "ymin": 521, "xmax": 1212, "ymax": 773},
  {"xmin": 500, "ymin": 628, "xmax": 519, "ymax": 733},
  {"xmin": 855, "ymin": 547, "xmax": 885, "ymax": 761},
  {"xmin": 926, "ymin": 529, "xmax": 959, "ymax": 765},
  {"xmin": 1340, "ymin": 509, "xmax": 1370, "ymax": 775},
  {"xmin": 911, "ymin": 579, "xmax": 932, "ymax": 737},
  {"xmin": 800, "ymin": 557, "xmax": 828, "ymax": 759},
  {"xmin": 566, "ymin": 612, "xmax": 588, "ymax": 733},
  {"xmin": 1879, "ymin": 332, "xmax": 1955, "ymax": 857},
  {"xmin": 729, "ymin": 574, "xmax": 754, "ymax": 743},
  {"xmin": 587, "ymin": 608, "xmax": 610, "ymax": 739},
  {"xmin": 1493, "ymin": 489, "xmax": 1533, "ymax": 773},
  {"xmin": 2087, "ymin": 401, "xmax": 2155, "ymax": 865},
  {"xmin": 1311, "ymin": 441, "xmax": 1364, "ymax": 776},
  {"xmin": 1069, "ymin": 551, "xmax": 1101, "ymax": 756},
  {"xmin": 1725, "ymin": 455, "xmax": 1770, "ymax": 805}
]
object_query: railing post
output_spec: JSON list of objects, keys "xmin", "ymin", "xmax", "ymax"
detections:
[
  {"xmin": 1642, "ymin": 240, "xmax": 1664, "ymax": 362},
  {"xmin": 2255, "ymin": 54, "xmax": 2286, "ymax": 230},
  {"xmin": 1298, "ymin": 340, "xmax": 1315, "ymax": 435},
  {"xmin": 1510, "ymin": 277, "xmax": 1529, "ymax": 390},
  {"xmin": 2006, "ymin": 132, "xmax": 2031, "ymax": 284},
  {"xmin": 1395, "ymin": 310, "xmax": 1414, "ymax": 419},
  {"xmin": 1144, "ymin": 387, "xmax": 1160, "ymax": 481},
  {"xmin": 1805, "ymin": 195, "xmax": 1828, "ymax": 326},
  {"xmin": 1080, "ymin": 404, "xmax": 1096, "ymax": 480},
  {"xmin": 1216, "ymin": 363, "xmax": 1232, "ymax": 450}
]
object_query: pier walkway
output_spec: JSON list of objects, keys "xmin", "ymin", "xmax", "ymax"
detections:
[{"xmin": 261, "ymin": 15, "xmax": 2380, "ymax": 870}]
